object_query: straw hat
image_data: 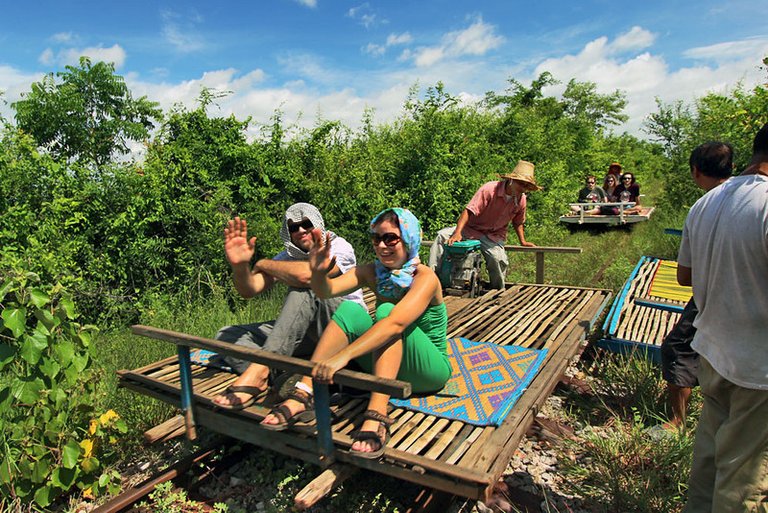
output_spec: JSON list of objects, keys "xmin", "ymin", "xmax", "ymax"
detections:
[{"xmin": 499, "ymin": 160, "xmax": 541, "ymax": 190}]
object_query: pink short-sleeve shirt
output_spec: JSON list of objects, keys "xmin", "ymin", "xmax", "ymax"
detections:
[{"xmin": 463, "ymin": 181, "xmax": 527, "ymax": 243}]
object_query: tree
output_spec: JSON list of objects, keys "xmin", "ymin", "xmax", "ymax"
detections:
[{"xmin": 13, "ymin": 57, "xmax": 160, "ymax": 166}]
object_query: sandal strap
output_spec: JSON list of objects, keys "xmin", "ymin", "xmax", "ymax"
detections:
[
  {"xmin": 363, "ymin": 409, "xmax": 393, "ymax": 426},
  {"xmin": 287, "ymin": 387, "xmax": 313, "ymax": 408},
  {"xmin": 269, "ymin": 404, "xmax": 292, "ymax": 424}
]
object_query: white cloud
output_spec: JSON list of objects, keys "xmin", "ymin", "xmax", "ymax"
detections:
[
  {"xmin": 533, "ymin": 27, "xmax": 768, "ymax": 135},
  {"xmin": 51, "ymin": 32, "xmax": 75, "ymax": 44},
  {"xmin": 293, "ymin": 0, "xmax": 317, "ymax": 7},
  {"xmin": 347, "ymin": 3, "xmax": 381, "ymax": 29},
  {"xmin": 161, "ymin": 10, "xmax": 205, "ymax": 53},
  {"xmin": 364, "ymin": 32, "xmax": 412, "ymax": 56},
  {"xmin": 610, "ymin": 26, "xmax": 655, "ymax": 53},
  {"xmin": 39, "ymin": 48, "xmax": 54, "ymax": 66},
  {"xmin": 408, "ymin": 18, "xmax": 503, "ymax": 67},
  {"xmin": 684, "ymin": 36, "xmax": 768, "ymax": 62},
  {"xmin": 37, "ymin": 44, "xmax": 127, "ymax": 68},
  {"xmin": 387, "ymin": 32, "xmax": 412, "ymax": 46}
]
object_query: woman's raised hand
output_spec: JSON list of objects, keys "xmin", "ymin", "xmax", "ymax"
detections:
[
  {"xmin": 308, "ymin": 228, "xmax": 336, "ymax": 274},
  {"xmin": 224, "ymin": 217, "xmax": 256, "ymax": 266}
]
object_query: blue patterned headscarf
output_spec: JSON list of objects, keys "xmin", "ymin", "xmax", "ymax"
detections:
[{"xmin": 370, "ymin": 208, "xmax": 422, "ymax": 299}]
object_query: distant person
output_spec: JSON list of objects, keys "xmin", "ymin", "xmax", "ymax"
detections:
[
  {"xmin": 614, "ymin": 172, "xmax": 642, "ymax": 214},
  {"xmin": 262, "ymin": 208, "xmax": 451, "ymax": 459},
  {"xmin": 607, "ymin": 162, "xmax": 623, "ymax": 182},
  {"xmin": 428, "ymin": 160, "xmax": 540, "ymax": 290},
  {"xmin": 678, "ymin": 125, "xmax": 768, "ymax": 512},
  {"xmin": 570, "ymin": 175, "xmax": 607, "ymax": 214},
  {"xmin": 599, "ymin": 173, "xmax": 620, "ymax": 214},
  {"xmin": 656, "ymin": 142, "xmax": 732, "ymax": 434},
  {"xmin": 211, "ymin": 203, "xmax": 364, "ymax": 410}
]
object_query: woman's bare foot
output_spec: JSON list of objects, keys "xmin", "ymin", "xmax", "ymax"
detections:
[
  {"xmin": 213, "ymin": 364, "xmax": 269, "ymax": 408},
  {"xmin": 351, "ymin": 419, "xmax": 384, "ymax": 453}
]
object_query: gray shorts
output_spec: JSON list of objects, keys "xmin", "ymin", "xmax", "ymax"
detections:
[{"xmin": 660, "ymin": 299, "xmax": 699, "ymax": 388}]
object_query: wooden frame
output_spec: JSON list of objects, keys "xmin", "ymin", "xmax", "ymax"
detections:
[
  {"xmin": 119, "ymin": 283, "xmax": 611, "ymax": 502},
  {"xmin": 559, "ymin": 203, "xmax": 655, "ymax": 226}
]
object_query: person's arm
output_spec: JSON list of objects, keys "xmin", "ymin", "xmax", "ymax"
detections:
[
  {"xmin": 308, "ymin": 229, "xmax": 367, "ymax": 298},
  {"xmin": 513, "ymin": 223, "xmax": 535, "ymax": 247},
  {"xmin": 677, "ymin": 265, "xmax": 692, "ymax": 287},
  {"xmin": 255, "ymin": 259, "xmax": 312, "ymax": 288},
  {"xmin": 311, "ymin": 266, "xmax": 439, "ymax": 383},
  {"xmin": 447, "ymin": 209, "xmax": 471, "ymax": 245},
  {"xmin": 224, "ymin": 216, "xmax": 275, "ymax": 298}
]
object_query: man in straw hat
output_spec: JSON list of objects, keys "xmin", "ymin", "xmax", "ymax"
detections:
[
  {"xmin": 211, "ymin": 203, "xmax": 365, "ymax": 410},
  {"xmin": 428, "ymin": 160, "xmax": 540, "ymax": 290}
]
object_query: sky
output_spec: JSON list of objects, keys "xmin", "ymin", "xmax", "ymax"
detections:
[{"xmin": 1, "ymin": 0, "xmax": 767, "ymax": 143}]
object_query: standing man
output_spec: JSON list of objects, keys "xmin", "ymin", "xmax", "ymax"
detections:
[
  {"xmin": 212, "ymin": 203, "xmax": 364, "ymax": 409},
  {"xmin": 678, "ymin": 125, "xmax": 768, "ymax": 512},
  {"xmin": 428, "ymin": 160, "xmax": 540, "ymax": 290},
  {"xmin": 657, "ymin": 141, "xmax": 733, "ymax": 433}
]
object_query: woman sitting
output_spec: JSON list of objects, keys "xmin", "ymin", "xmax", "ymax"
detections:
[
  {"xmin": 261, "ymin": 208, "xmax": 451, "ymax": 459},
  {"xmin": 614, "ymin": 172, "xmax": 642, "ymax": 214},
  {"xmin": 599, "ymin": 173, "xmax": 621, "ymax": 214}
]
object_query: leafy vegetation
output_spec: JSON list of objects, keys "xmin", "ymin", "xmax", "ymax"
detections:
[{"xmin": 0, "ymin": 56, "xmax": 765, "ymax": 510}]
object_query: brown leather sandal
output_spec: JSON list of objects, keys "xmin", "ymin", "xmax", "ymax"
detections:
[
  {"xmin": 261, "ymin": 387, "xmax": 315, "ymax": 431},
  {"xmin": 350, "ymin": 409, "xmax": 394, "ymax": 459}
]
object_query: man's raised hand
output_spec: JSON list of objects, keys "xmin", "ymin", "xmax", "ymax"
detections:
[{"xmin": 224, "ymin": 217, "xmax": 256, "ymax": 266}]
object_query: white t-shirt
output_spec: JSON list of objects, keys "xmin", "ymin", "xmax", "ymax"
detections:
[
  {"xmin": 274, "ymin": 235, "xmax": 365, "ymax": 307},
  {"xmin": 678, "ymin": 174, "xmax": 768, "ymax": 389}
]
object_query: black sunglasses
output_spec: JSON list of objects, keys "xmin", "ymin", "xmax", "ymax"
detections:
[
  {"xmin": 287, "ymin": 219, "xmax": 313, "ymax": 233},
  {"xmin": 371, "ymin": 232, "xmax": 401, "ymax": 247}
]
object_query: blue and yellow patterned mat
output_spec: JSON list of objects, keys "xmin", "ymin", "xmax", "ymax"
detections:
[{"xmin": 390, "ymin": 337, "xmax": 548, "ymax": 426}]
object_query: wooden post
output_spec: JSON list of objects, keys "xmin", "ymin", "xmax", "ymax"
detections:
[
  {"xmin": 176, "ymin": 346, "xmax": 197, "ymax": 441},
  {"xmin": 312, "ymin": 379, "xmax": 335, "ymax": 466},
  {"xmin": 535, "ymin": 251, "xmax": 545, "ymax": 284}
]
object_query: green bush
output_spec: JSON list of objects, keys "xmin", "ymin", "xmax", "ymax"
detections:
[{"xmin": 0, "ymin": 271, "xmax": 123, "ymax": 508}]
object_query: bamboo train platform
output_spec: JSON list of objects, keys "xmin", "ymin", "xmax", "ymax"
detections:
[
  {"xmin": 559, "ymin": 204, "xmax": 655, "ymax": 226},
  {"xmin": 118, "ymin": 283, "xmax": 611, "ymax": 503},
  {"xmin": 598, "ymin": 256, "xmax": 691, "ymax": 363}
]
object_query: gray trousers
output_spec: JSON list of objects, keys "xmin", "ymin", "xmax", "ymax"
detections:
[
  {"xmin": 427, "ymin": 226, "xmax": 509, "ymax": 290},
  {"xmin": 214, "ymin": 287, "xmax": 344, "ymax": 375}
]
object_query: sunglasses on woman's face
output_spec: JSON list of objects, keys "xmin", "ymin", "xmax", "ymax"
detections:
[
  {"xmin": 371, "ymin": 232, "xmax": 401, "ymax": 247},
  {"xmin": 622, "ymin": 177, "xmax": 632, "ymax": 181},
  {"xmin": 288, "ymin": 219, "xmax": 313, "ymax": 233}
]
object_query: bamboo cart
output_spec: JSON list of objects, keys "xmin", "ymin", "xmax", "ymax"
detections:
[
  {"xmin": 119, "ymin": 283, "xmax": 611, "ymax": 503},
  {"xmin": 598, "ymin": 256, "xmax": 689, "ymax": 362}
]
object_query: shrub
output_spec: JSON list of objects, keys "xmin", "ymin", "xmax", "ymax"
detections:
[{"xmin": 0, "ymin": 271, "xmax": 124, "ymax": 508}]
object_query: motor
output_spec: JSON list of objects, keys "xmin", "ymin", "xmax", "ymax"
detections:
[{"xmin": 437, "ymin": 239, "xmax": 483, "ymax": 298}]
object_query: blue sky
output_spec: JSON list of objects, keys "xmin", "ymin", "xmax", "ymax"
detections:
[{"xmin": 1, "ymin": 0, "xmax": 767, "ymax": 140}]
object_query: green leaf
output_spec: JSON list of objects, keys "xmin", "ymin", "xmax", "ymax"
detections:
[
  {"xmin": 53, "ymin": 340, "xmax": 75, "ymax": 367},
  {"xmin": 34, "ymin": 309, "xmax": 59, "ymax": 331},
  {"xmin": 59, "ymin": 296, "xmax": 76, "ymax": 319},
  {"xmin": 52, "ymin": 466, "xmax": 78, "ymax": 489},
  {"xmin": 2, "ymin": 307, "xmax": 27, "ymax": 339},
  {"xmin": 29, "ymin": 288, "xmax": 51, "ymax": 308},
  {"xmin": 0, "ymin": 343, "xmax": 16, "ymax": 368},
  {"xmin": 98, "ymin": 472, "xmax": 110, "ymax": 487},
  {"xmin": 71, "ymin": 353, "xmax": 89, "ymax": 373},
  {"xmin": 33, "ymin": 485, "xmax": 54, "ymax": 508},
  {"xmin": 31, "ymin": 458, "xmax": 51, "ymax": 484},
  {"xmin": 0, "ymin": 457, "xmax": 13, "ymax": 485},
  {"xmin": 11, "ymin": 377, "xmax": 44, "ymax": 404},
  {"xmin": 0, "ymin": 279, "xmax": 14, "ymax": 303},
  {"xmin": 80, "ymin": 457, "xmax": 100, "ymax": 474},
  {"xmin": 20, "ymin": 333, "xmax": 48, "ymax": 365},
  {"xmin": 61, "ymin": 440, "xmax": 81, "ymax": 469},
  {"xmin": 39, "ymin": 357, "xmax": 61, "ymax": 380}
]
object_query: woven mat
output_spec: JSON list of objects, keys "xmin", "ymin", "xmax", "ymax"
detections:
[
  {"xmin": 390, "ymin": 337, "xmax": 548, "ymax": 426},
  {"xmin": 649, "ymin": 260, "xmax": 692, "ymax": 302}
]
